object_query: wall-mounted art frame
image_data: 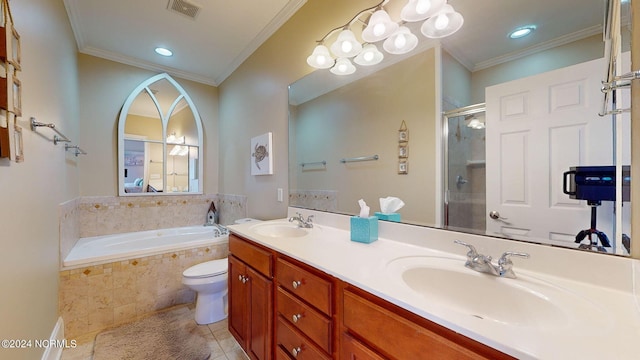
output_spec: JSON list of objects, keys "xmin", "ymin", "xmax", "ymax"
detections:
[
  {"xmin": 11, "ymin": 76, "xmax": 19, "ymax": 115},
  {"xmin": 398, "ymin": 160, "xmax": 408, "ymax": 175},
  {"xmin": 399, "ymin": 144, "xmax": 408, "ymax": 158},
  {"xmin": 398, "ymin": 120, "xmax": 409, "ymax": 174},
  {"xmin": 251, "ymin": 132, "xmax": 273, "ymax": 175},
  {"xmin": 13, "ymin": 123, "xmax": 22, "ymax": 162},
  {"xmin": 0, "ymin": 0, "xmax": 22, "ymax": 162},
  {"xmin": 9, "ymin": 26, "xmax": 19, "ymax": 69},
  {"xmin": 398, "ymin": 120, "xmax": 409, "ymax": 143}
]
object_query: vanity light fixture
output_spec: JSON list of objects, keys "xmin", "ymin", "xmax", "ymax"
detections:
[
  {"xmin": 154, "ymin": 47, "xmax": 173, "ymax": 57},
  {"xmin": 400, "ymin": 0, "xmax": 446, "ymax": 22},
  {"xmin": 166, "ymin": 131, "xmax": 185, "ymax": 144},
  {"xmin": 362, "ymin": 8, "xmax": 398, "ymax": 43},
  {"xmin": 307, "ymin": 0, "xmax": 463, "ymax": 75},
  {"xmin": 330, "ymin": 29, "xmax": 363, "ymax": 57},
  {"xmin": 509, "ymin": 25, "xmax": 536, "ymax": 39},
  {"xmin": 330, "ymin": 58, "xmax": 357, "ymax": 75},
  {"xmin": 383, "ymin": 26, "xmax": 419, "ymax": 54},
  {"xmin": 354, "ymin": 44, "xmax": 384, "ymax": 66},
  {"xmin": 420, "ymin": 4, "xmax": 464, "ymax": 39},
  {"xmin": 306, "ymin": 44, "xmax": 334, "ymax": 69}
]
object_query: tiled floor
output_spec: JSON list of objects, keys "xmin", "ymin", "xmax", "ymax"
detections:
[{"xmin": 61, "ymin": 305, "xmax": 248, "ymax": 360}]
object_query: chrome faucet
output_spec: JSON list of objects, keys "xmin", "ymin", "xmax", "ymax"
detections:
[
  {"xmin": 454, "ymin": 240, "xmax": 529, "ymax": 279},
  {"xmin": 288, "ymin": 212, "xmax": 314, "ymax": 228}
]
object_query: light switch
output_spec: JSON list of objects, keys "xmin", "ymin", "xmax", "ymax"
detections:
[{"xmin": 277, "ymin": 188, "xmax": 283, "ymax": 202}]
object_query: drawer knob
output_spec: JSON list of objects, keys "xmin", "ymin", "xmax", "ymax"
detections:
[
  {"xmin": 238, "ymin": 275, "xmax": 248, "ymax": 283},
  {"xmin": 292, "ymin": 280, "xmax": 302, "ymax": 289},
  {"xmin": 238, "ymin": 275, "xmax": 243, "ymax": 282},
  {"xmin": 292, "ymin": 346, "xmax": 302, "ymax": 357},
  {"xmin": 292, "ymin": 313, "xmax": 302, "ymax": 323}
]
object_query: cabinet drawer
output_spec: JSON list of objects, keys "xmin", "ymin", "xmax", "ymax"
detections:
[
  {"xmin": 276, "ymin": 258, "xmax": 331, "ymax": 315},
  {"xmin": 340, "ymin": 333, "xmax": 385, "ymax": 360},
  {"xmin": 277, "ymin": 317, "xmax": 330, "ymax": 360},
  {"xmin": 343, "ymin": 289, "xmax": 497, "ymax": 360},
  {"xmin": 277, "ymin": 287, "xmax": 331, "ymax": 352},
  {"xmin": 276, "ymin": 345, "xmax": 293, "ymax": 360},
  {"xmin": 229, "ymin": 234, "xmax": 272, "ymax": 278}
]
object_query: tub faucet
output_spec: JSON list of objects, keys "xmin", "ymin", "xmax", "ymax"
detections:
[
  {"xmin": 289, "ymin": 212, "xmax": 314, "ymax": 228},
  {"xmin": 454, "ymin": 240, "xmax": 529, "ymax": 279}
]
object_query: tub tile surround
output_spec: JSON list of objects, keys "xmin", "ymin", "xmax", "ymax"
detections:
[
  {"xmin": 226, "ymin": 208, "xmax": 640, "ymax": 359},
  {"xmin": 57, "ymin": 193, "xmax": 247, "ymax": 338},
  {"xmin": 59, "ymin": 193, "xmax": 247, "ymax": 265},
  {"xmin": 58, "ymin": 242, "xmax": 228, "ymax": 339}
]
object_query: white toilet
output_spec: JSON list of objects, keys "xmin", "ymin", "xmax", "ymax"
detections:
[{"xmin": 182, "ymin": 258, "xmax": 228, "ymax": 324}]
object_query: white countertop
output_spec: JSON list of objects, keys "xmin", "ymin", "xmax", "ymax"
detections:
[{"xmin": 228, "ymin": 209, "xmax": 640, "ymax": 360}]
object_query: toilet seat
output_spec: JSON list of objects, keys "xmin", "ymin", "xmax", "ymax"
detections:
[{"xmin": 183, "ymin": 259, "xmax": 227, "ymax": 279}]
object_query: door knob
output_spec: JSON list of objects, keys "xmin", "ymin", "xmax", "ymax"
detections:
[{"xmin": 489, "ymin": 211, "xmax": 508, "ymax": 221}]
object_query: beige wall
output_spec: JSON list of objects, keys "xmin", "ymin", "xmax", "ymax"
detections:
[
  {"xmin": 77, "ymin": 54, "xmax": 219, "ymax": 196},
  {"xmin": 291, "ymin": 50, "xmax": 437, "ymax": 225},
  {"xmin": 0, "ymin": 1, "xmax": 79, "ymax": 359},
  {"xmin": 218, "ymin": 0, "xmax": 369, "ymax": 220}
]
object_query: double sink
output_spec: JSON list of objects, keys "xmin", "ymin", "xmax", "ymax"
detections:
[{"xmin": 247, "ymin": 220, "xmax": 612, "ymax": 334}]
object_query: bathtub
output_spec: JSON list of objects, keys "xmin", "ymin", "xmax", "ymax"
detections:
[{"xmin": 63, "ymin": 225, "xmax": 229, "ymax": 268}]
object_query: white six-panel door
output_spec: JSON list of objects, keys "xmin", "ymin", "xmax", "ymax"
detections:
[{"xmin": 485, "ymin": 57, "xmax": 624, "ymax": 247}]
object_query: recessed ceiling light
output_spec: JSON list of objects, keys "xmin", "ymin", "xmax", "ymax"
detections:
[
  {"xmin": 509, "ymin": 25, "xmax": 536, "ymax": 39},
  {"xmin": 154, "ymin": 47, "xmax": 173, "ymax": 57}
]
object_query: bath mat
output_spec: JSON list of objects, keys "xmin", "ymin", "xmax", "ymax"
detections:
[{"xmin": 93, "ymin": 307, "xmax": 211, "ymax": 360}]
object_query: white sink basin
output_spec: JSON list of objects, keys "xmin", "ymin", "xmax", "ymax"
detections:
[
  {"xmin": 387, "ymin": 256, "xmax": 610, "ymax": 331},
  {"xmin": 250, "ymin": 221, "xmax": 312, "ymax": 238}
]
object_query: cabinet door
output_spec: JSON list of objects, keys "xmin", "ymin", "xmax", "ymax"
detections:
[
  {"xmin": 248, "ymin": 266, "xmax": 273, "ymax": 360},
  {"xmin": 229, "ymin": 255, "xmax": 249, "ymax": 348}
]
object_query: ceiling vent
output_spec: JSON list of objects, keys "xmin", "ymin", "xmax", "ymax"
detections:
[{"xmin": 167, "ymin": 0, "xmax": 202, "ymax": 20}]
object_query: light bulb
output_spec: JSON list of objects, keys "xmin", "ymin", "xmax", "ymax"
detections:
[
  {"xmin": 341, "ymin": 41, "xmax": 353, "ymax": 53},
  {"xmin": 394, "ymin": 33, "xmax": 407, "ymax": 49},
  {"xmin": 416, "ymin": 0, "xmax": 431, "ymax": 14},
  {"xmin": 373, "ymin": 23, "xmax": 386, "ymax": 37},
  {"xmin": 363, "ymin": 51, "xmax": 374, "ymax": 62},
  {"xmin": 316, "ymin": 55, "xmax": 326, "ymax": 66},
  {"xmin": 338, "ymin": 63, "xmax": 348, "ymax": 72},
  {"xmin": 434, "ymin": 14, "xmax": 450, "ymax": 30}
]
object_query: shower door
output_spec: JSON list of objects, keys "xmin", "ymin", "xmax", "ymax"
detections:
[{"xmin": 443, "ymin": 104, "xmax": 487, "ymax": 233}]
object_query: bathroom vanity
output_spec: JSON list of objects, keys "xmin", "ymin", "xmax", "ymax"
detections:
[{"xmin": 228, "ymin": 210, "xmax": 640, "ymax": 359}]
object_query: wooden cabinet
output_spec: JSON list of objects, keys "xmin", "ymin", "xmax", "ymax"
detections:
[
  {"xmin": 229, "ymin": 235, "xmax": 274, "ymax": 360},
  {"xmin": 275, "ymin": 257, "xmax": 334, "ymax": 359},
  {"xmin": 228, "ymin": 232, "xmax": 512, "ymax": 360},
  {"xmin": 339, "ymin": 285, "xmax": 514, "ymax": 360}
]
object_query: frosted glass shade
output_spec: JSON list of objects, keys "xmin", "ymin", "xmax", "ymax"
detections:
[
  {"xmin": 421, "ymin": 5, "xmax": 464, "ymax": 39},
  {"xmin": 330, "ymin": 29, "xmax": 362, "ymax": 58},
  {"xmin": 362, "ymin": 10, "xmax": 399, "ymax": 43},
  {"xmin": 307, "ymin": 45, "xmax": 334, "ymax": 69},
  {"xmin": 330, "ymin": 58, "xmax": 356, "ymax": 75},
  {"xmin": 400, "ymin": 0, "xmax": 446, "ymax": 22},
  {"xmin": 354, "ymin": 44, "xmax": 384, "ymax": 66},
  {"xmin": 383, "ymin": 26, "xmax": 418, "ymax": 55}
]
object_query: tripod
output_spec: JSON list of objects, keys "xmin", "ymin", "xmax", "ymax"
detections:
[{"xmin": 575, "ymin": 201, "xmax": 611, "ymax": 252}]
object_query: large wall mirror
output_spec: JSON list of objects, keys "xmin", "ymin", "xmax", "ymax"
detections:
[
  {"xmin": 118, "ymin": 73, "xmax": 203, "ymax": 196},
  {"xmin": 289, "ymin": 0, "xmax": 632, "ymax": 256}
]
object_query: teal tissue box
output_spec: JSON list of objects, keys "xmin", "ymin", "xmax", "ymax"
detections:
[
  {"xmin": 350, "ymin": 216, "xmax": 378, "ymax": 243},
  {"xmin": 375, "ymin": 212, "xmax": 401, "ymax": 222}
]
